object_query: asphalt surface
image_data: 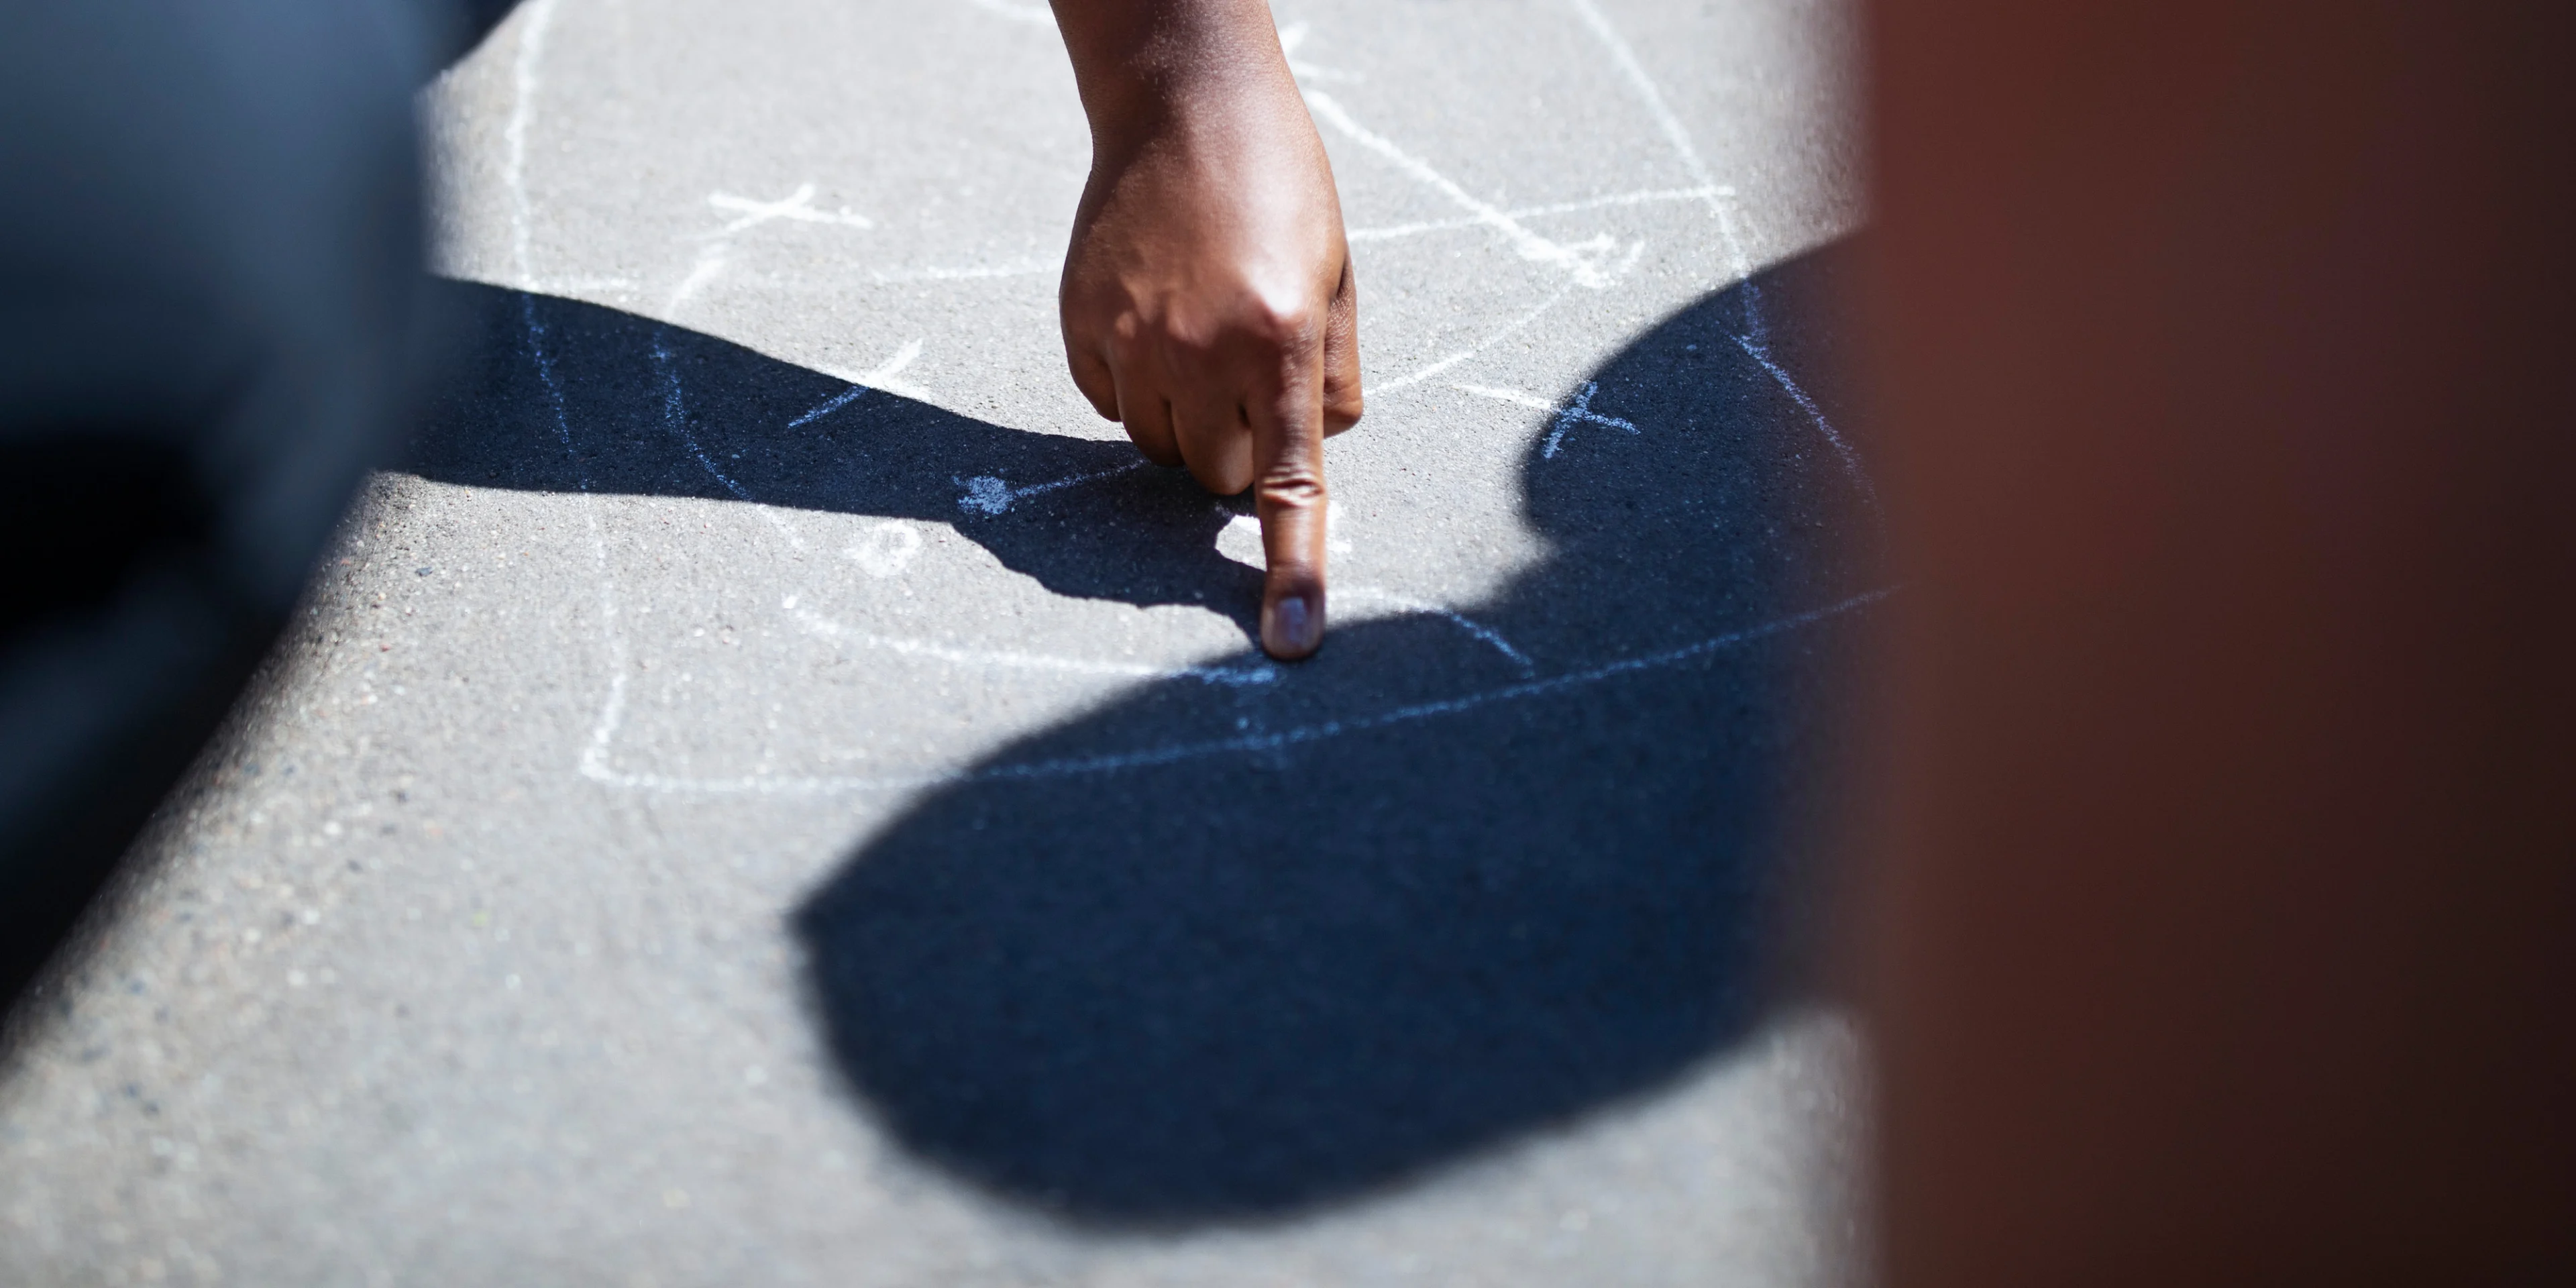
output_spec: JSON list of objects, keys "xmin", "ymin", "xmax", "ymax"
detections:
[{"xmin": 0, "ymin": 1, "xmax": 1872, "ymax": 1283}]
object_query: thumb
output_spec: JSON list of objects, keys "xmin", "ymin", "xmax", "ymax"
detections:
[{"xmin": 1250, "ymin": 349, "xmax": 1330, "ymax": 661}]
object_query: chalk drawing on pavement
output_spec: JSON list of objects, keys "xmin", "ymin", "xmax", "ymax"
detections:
[{"xmin": 488, "ymin": 1, "xmax": 1874, "ymax": 794}]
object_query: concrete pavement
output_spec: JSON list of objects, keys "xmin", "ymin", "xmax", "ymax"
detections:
[{"xmin": 0, "ymin": 1, "xmax": 1872, "ymax": 1283}]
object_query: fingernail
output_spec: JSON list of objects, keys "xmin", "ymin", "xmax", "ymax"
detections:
[{"xmin": 1267, "ymin": 593, "xmax": 1322, "ymax": 658}]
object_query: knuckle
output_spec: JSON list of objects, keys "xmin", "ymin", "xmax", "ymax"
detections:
[
  {"xmin": 1140, "ymin": 313, "xmax": 1224, "ymax": 371},
  {"xmin": 1258, "ymin": 468, "xmax": 1326, "ymax": 509},
  {"xmin": 1325, "ymin": 378, "xmax": 1364, "ymax": 419},
  {"xmin": 1238, "ymin": 287, "xmax": 1322, "ymax": 351},
  {"xmin": 1108, "ymin": 311, "xmax": 1152, "ymax": 355},
  {"xmin": 1161, "ymin": 331, "xmax": 1219, "ymax": 369}
]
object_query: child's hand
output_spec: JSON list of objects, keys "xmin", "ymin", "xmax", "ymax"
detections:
[{"xmin": 1053, "ymin": 0, "xmax": 1362, "ymax": 661}]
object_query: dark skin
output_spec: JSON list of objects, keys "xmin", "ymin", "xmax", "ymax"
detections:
[{"xmin": 1050, "ymin": 0, "xmax": 1363, "ymax": 660}]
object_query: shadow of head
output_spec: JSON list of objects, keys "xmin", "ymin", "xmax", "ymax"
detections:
[
  {"xmin": 406, "ymin": 280, "xmax": 1273, "ymax": 633},
  {"xmin": 786, "ymin": 240, "xmax": 1876, "ymax": 1228}
]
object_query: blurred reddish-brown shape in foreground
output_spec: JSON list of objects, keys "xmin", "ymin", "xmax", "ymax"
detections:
[{"xmin": 1860, "ymin": 1, "xmax": 2573, "ymax": 1283}]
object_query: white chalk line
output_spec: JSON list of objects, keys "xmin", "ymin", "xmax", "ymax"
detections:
[
  {"xmin": 1277, "ymin": 20, "xmax": 1358, "ymax": 84},
  {"xmin": 578, "ymin": 588, "xmax": 1890, "ymax": 796},
  {"xmin": 613, "ymin": 327, "xmax": 1285, "ymax": 777},
  {"xmin": 828, "ymin": 337, "xmax": 932, "ymax": 403},
  {"xmin": 607, "ymin": 320, "xmax": 1718, "ymax": 794},
  {"xmin": 790, "ymin": 337, "xmax": 926, "ymax": 426},
  {"xmin": 1336, "ymin": 586, "xmax": 1534, "ymax": 673},
  {"xmin": 1347, "ymin": 185, "xmax": 1727, "ymax": 243},
  {"xmin": 1564, "ymin": 0, "xmax": 1763, "ymax": 343},
  {"xmin": 1565, "ymin": 0, "xmax": 1880, "ymax": 514},
  {"xmin": 500, "ymin": 0, "xmax": 643, "ymax": 786},
  {"xmin": 1303, "ymin": 88, "xmax": 1626, "ymax": 289},
  {"xmin": 707, "ymin": 184, "xmax": 875, "ymax": 237},
  {"xmin": 517, "ymin": 296, "xmax": 638, "ymax": 786},
  {"xmin": 741, "ymin": 180, "xmax": 1713, "ymax": 291},
  {"xmin": 708, "ymin": 176, "xmax": 1713, "ymax": 297},
  {"xmin": 598, "ymin": 317, "xmax": 1711, "ymax": 795},
  {"xmin": 788, "ymin": 384, "xmax": 870, "ymax": 430},
  {"xmin": 1455, "ymin": 380, "xmax": 1640, "ymax": 458},
  {"xmin": 649, "ymin": 330, "xmax": 819, "ymax": 556},
  {"xmin": 1450, "ymin": 385, "xmax": 1562, "ymax": 414},
  {"xmin": 664, "ymin": 242, "xmax": 728, "ymax": 315},
  {"xmin": 727, "ymin": 175, "xmax": 1714, "ymax": 290},
  {"xmin": 1732, "ymin": 333, "xmax": 1880, "ymax": 511},
  {"xmin": 502, "ymin": 0, "xmax": 560, "ymax": 288},
  {"xmin": 1374, "ymin": 286, "xmax": 1575, "ymax": 393},
  {"xmin": 953, "ymin": 461, "xmax": 1146, "ymax": 516},
  {"xmin": 1542, "ymin": 382, "xmax": 1640, "ymax": 458},
  {"xmin": 1295, "ymin": 28, "xmax": 1686, "ymax": 313},
  {"xmin": 786, "ymin": 602, "xmax": 1279, "ymax": 689}
]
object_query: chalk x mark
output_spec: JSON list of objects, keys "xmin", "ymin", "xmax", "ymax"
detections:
[
  {"xmin": 708, "ymin": 184, "xmax": 875, "ymax": 237},
  {"xmin": 1337, "ymin": 585, "xmax": 1535, "ymax": 673},
  {"xmin": 790, "ymin": 337, "xmax": 926, "ymax": 425},
  {"xmin": 1455, "ymin": 380, "xmax": 1639, "ymax": 458}
]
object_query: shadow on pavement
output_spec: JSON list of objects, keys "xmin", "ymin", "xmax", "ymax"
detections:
[
  {"xmin": 786, "ymin": 242, "xmax": 1883, "ymax": 1226},
  {"xmin": 411, "ymin": 280, "xmax": 1285, "ymax": 638},
  {"xmin": 405, "ymin": 240, "xmax": 1874, "ymax": 1227}
]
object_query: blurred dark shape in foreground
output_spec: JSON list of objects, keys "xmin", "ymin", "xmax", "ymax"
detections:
[
  {"xmin": 1860, "ymin": 1, "xmax": 2574, "ymax": 1284},
  {"xmin": 0, "ymin": 0, "xmax": 508, "ymax": 1016}
]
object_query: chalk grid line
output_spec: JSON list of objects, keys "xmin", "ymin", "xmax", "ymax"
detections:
[
  {"xmin": 704, "ymin": 188, "xmax": 1720, "ymax": 294},
  {"xmin": 1562, "ymin": 0, "xmax": 1876, "ymax": 509},
  {"xmin": 592, "ymin": 588, "xmax": 1891, "ymax": 797}
]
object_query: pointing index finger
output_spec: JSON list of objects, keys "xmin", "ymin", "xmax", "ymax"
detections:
[{"xmin": 1249, "ymin": 340, "xmax": 1330, "ymax": 661}]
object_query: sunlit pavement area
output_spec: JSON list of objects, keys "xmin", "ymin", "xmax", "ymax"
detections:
[{"xmin": 0, "ymin": 1, "xmax": 1873, "ymax": 1283}]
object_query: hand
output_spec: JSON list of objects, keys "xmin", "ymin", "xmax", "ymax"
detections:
[{"xmin": 1053, "ymin": 0, "xmax": 1362, "ymax": 660}]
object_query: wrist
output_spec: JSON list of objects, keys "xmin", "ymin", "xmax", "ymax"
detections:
[{"xmin": 1051, "ymin": 0, "xmax": 1299, "ymax": 156}]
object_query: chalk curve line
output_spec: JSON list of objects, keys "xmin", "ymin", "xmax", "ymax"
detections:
[{"xmin": 576, "ymin": 588, "xmax": 1890, "ymax": 795}]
